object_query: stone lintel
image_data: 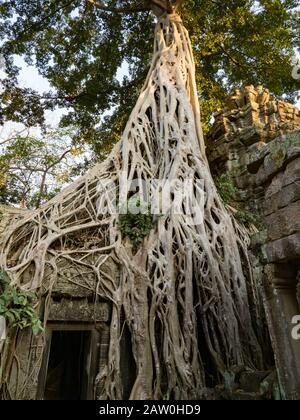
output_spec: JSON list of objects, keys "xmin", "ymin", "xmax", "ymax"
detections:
[{"xmin": 48, "ymin": 298, "xmax": 111, "ymax": 323}]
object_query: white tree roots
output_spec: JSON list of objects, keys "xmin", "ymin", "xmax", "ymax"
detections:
[{"xmin": 0, "ymin": 13, "xmax": 267, "ymax": 400}]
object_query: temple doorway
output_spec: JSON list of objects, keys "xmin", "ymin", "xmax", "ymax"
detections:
[{"xmin": 39, "ymin": 326, "xmax": 101, "ymax": 400}]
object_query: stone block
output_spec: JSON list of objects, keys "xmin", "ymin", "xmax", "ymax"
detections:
[
  {"xmin": 264, "ymin": 200, "xmax": 300, "ymax": 242},
  {"xmin": 286, "ymin": 146, "xmax": 300, "ymax": 161},
  {"xmin": 246, "ymin": 141, "xmax": 268, "ymax": 173},
  {"xmin": 265, "ymin": 172, "xmax": 284, "ymax": 198},
  {"xmin": 282, "ymin": 157, "xmax": 300, "ymax": 187},
  {"xmin": 264, "ymin": 182, "xmax": 300, "ymax": 216},
  {"xmin": 265, "ymin": 233, "xmax": 300, "ymax": 262},
  {"xmin": 51, "ymin": 276, "xmax": 94, "ymax": 298},
  {"xmin": 48, "ymin": 298, "xmax": 111, "ymax": 322}
]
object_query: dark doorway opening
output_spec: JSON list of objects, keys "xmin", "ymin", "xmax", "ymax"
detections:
[
  {"xmin": 44, "ymin": 330, "xmax": 91, "ymax": 400},
  {"xmin": 120, "ymin": 322, "xmax": 136, "ymax": 399}
]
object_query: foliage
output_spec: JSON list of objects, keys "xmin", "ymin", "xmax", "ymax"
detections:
[
  {"xmin": 0, "ymin": 0, "xmax": 298, "ymax": 153},
  {"xmin": 119, "ymin": 197, "xmax": 156, "ymax": 252},
  {"xmin": 0, "ymin": 127, "xmax": 88, "ymax": 208},
  {"xmin": 216, "ymin": 173, "xmax": 260, "ymax": 226},
  {"xmin": 235, "ymin": 209, "xmax": 259, "ymax": 226},
  {"xmin": 0, "ymin": 269, "xmax": 43, "ymax": 335},
  {"xmin": 216, "ymin": 173, "xmax": 238, "ymax": 204}
]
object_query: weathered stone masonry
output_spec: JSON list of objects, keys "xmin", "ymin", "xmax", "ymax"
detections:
[{"xmin": 206, "ymin": 85, "xmax": 300, "ymax": 399}]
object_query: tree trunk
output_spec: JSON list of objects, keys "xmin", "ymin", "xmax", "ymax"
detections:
[{"xmin": 0, "ymin": 12, "xmax": 267, "ymax": 399}]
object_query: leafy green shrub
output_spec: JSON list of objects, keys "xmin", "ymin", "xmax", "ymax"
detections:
[
  {"xmin": 0, "ymin": 269, "xmax": 43, "ymax": 335},
  {"xmin": 216, "ymin": 173, "xmax": 238, "ymax": 204},
  {"xmin": 118, "ymin": 197, "xmax": 156, "ymax": 252}
]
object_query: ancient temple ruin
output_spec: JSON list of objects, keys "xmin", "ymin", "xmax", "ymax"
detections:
[
  {"xmin": 1, "ymin": 84, "xmax": 299, "ymax": 400},
  {"xmin": 207, "ymin": 85, "xmax": 300, "ymax": 399},
  {"xmin": 0, "ymin": 9, "xmax": 299, "ymax": 400}
]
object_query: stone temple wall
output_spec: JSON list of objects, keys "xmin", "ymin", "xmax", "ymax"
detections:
[
  {"xmin": 206, "ymin": 85, "xmax": 300, "ymax": 175},
  {"xmin": 206, "ymin": 86, "xmax": 300, "ymax": 298},
  {"xmin": 206, "ymin": 86, "xmax": 300, "ymax": 399}
]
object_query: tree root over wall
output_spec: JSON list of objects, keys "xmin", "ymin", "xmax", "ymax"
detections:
[{"xmin": 0, "ymin": 13, "xmax": 268, "ymax": 400}]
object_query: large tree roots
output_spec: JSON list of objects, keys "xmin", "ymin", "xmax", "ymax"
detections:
[{"xmin": 0, "ymin": 13, "xmax": 267, "ymax": 399}]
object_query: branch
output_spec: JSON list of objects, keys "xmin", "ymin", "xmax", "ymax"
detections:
[
  {"xmin": 45, "ymin": 148, "xmax": 72, "ymax": 171},
  {"xmin": 86, "ymin": 0, "xmax": 151, "ymax": 14},
  {"xmin": 217, "ymin": 43, "xmax": 245, "ymax": 68},
  {"xmin": 0, "ymin": 128, "xmax": 30, "ymax": 146}
]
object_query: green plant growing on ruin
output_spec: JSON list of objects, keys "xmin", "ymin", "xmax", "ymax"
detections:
[
  {"xmin": 216, "ymin": 175, "xmax": 261, "ymax": 227},
  {"xmin": 216, "ymin": 173, "xmax": 238, "ymax": 204},
  {"xmin": 235, "ymin": 210, "xmax": 259, "ymax": 227},
  {"xmin": 119, "ymin": 197, "xmax": 156, "ymax": 252},
  {"xmin": 0, "ymin": 269, "xmax": 43, "ymax": 335}
]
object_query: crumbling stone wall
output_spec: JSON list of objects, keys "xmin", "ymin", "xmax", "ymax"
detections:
[
  {"xmin": 206, "ymin": 85, "xmax": 300, "ymax": 176},
  {"xmin": 0, "ymin": 204, "xmax": 115, "ymax": 399},
  {"xmin": 206, "ymin": 86, "xmax": 300, "ymax": 399},
  {"xmin": 206, "ymin": 86, "xmax": 300, "ymax": 303},
  {"xmin": 0, "ymin": 205, "xmax": 29, "ymax": 235}
]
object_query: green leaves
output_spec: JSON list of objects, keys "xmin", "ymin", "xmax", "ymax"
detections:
[
  {"xmin": 216, "ymin": 173, "xmax": 261, "ymax": 226},
  {"xmin": 0, "ymin": 269, "xmax": 43, "ymax": 335},
  {"xmin": 0, "ymin": 127, "xmax": 87, "ymax": 208},
  {"xmin": 119, "ymin": 197, "xmax": 157, "ymax": 252},
  {"xmin": 235, "ymin": 210, "xmax": 259, "ymax": 226},
  {"xmin": 216, "ymin": 173, "xmax": 238, "ymax": 204},
  {"xmin": 0, "ymin": 1, "xmax": 299, "ymax": 151}
]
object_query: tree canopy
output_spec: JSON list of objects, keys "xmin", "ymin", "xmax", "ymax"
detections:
[
  {"xmin": 0, "ymin": 0, "xmax": 299, "ymax": 155},
  {"xmin": 0, "ymin": 127, "xmax": 88, "ymax": 208}
]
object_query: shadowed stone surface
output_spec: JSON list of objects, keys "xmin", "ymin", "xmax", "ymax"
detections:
[{"xmin": 206, "ymin": 87, "xmax": 300, "ymax": 399}]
